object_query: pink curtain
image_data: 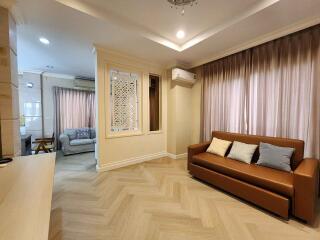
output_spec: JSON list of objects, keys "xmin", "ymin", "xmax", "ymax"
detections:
[
  {"xmin": 53, "ymin": 87, "xmax": 96, "ymax": 149},
  {"xmin": 201, "ymin": 25, "xmax": 320, "ymax": 159}
]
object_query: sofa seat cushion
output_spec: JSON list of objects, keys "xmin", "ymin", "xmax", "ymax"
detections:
[
  {"xmin": 70, "ymin": 139, "xmax": 94, "ymax": 146},
  {"xmin": 192, "ymin": 152, "xmax": 293, "ymax": 197}
]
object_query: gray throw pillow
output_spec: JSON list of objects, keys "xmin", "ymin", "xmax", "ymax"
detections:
[{"xmin": 256, "ymin": 142, "xmax": 295, "ymax": 172}]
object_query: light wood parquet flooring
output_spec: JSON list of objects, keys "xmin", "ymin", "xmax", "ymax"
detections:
[{"xmin": 49, "ymin": 152, "xmax": 320, "ymax": 240}]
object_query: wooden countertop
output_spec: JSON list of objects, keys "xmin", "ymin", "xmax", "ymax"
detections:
[{"xmin": 0, "ymin": 153, "xmax": 56, "ymax": 240}]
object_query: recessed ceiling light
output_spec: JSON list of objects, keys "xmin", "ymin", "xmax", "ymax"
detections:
[
  {"xmin": 26, "ymin": 82, "xmax": 33, "ymax": 88},
  {"xmin": 176, "ymin": 30, "xmax": 185, "ymax": 39},
  {"xmin": 39, "ymin": 37, "xmax": 50, "ymax": 45}
]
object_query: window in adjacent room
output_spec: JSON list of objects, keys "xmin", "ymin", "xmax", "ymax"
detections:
[
  {"xmin": 149, "ymin": 74, "xmax": 161, "ymax": 131},
  {"xmin": 110, "ymin": 69, "xmax": 140, "ymax": 133}
]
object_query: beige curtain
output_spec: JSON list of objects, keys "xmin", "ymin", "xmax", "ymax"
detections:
[
  {"xmin": 201, "ymin": 25, "xmax": 320, "ymax": 158},
  {"xmin": 202, "ymin": 50, "xmax": 251, "ymax": 141},
  {"xmin": 53, "ymin": 87, "xmax": 96, "ymax": 149}
]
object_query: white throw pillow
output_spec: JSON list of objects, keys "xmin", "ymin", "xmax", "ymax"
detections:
[
  {"xmin": 227, "ymin": 141, "xmax": 258, "ymax": 164},
  {"xmin": 206, "ymin": 137, "xmax": 232, "ymax": 157}
]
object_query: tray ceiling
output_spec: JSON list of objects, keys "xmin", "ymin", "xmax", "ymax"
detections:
[
  {"xmin": 56, "ymin": 0, "xmax": 279, "ymax": 51},
  {"xmin": 13, "ymin": 0, "xmax": 320, "ymax": 77}
]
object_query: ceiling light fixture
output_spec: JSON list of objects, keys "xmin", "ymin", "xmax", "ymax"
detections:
[
  {"xmin": 176, "ymin": 30, "xmax": 185, "ymax": 39},
  {"xmin": 26, "ymin": 82, "xmax": 33, "ymax": 88},
  {"xmin": 39, "ymin": 37, "xmax": 50, "ymax": 45},
  {"xmin": 167, "ymin": 0, "xmax": 198, "ymax": 16}
]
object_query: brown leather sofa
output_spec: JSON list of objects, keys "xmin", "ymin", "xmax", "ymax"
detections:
[{"xmin": 188, "ymin": 131, "xmax": 319, "ymax": 224}]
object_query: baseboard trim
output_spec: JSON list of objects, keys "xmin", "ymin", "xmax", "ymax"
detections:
[
  {"xmin": 167, "ymin": 152, "xmax": 187, "ymax": 160},
  {"xmin": 96, "ymin": 151, "xmax": 168, "ymax": 172},
  {"xmin": 96, "ymin": 151, "xmax": 188, "ymax": 172}
]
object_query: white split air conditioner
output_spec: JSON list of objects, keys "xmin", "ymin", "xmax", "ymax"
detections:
[
  {"xmin": 172, "ymin": 68, "xmax": 196, "ymax": 85},
  {"xmin": 73, "ymin": 79, "xmax": 95, "ymax": 90}
]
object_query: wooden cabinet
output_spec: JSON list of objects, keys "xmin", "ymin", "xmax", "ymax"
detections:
[{"xmin": 0, "ymin": 153, "xmax": 56, "ymax": 240}]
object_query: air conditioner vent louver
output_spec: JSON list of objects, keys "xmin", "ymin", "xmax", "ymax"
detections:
[
  {"xmin": 75, "ymin": 76, "xmax": 95, "ymax": 81},
  {"xmin": 73, "ymin": 79, "xmax": 95, "ymax": 90}
]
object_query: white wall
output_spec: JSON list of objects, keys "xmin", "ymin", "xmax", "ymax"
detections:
[
  {"xmin": 94, "ymin": 47, "xmax": 203, "ymax": 170},
  {"xmin": 95, "ymin": 47, "xmax": 168, "ymax": 171},
  {"xmin": 19, "ymin": 72, "xmax": 42, "ymax": 139},
  {"xmin": 167, "ymin": 81, "xmax": 194, "ymax": 156},
  {"xmin": 167, "ymin": 69, "xmax": 201, "ymax": 157}
]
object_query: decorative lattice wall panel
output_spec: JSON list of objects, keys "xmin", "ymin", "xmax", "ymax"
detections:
[{"xmin": 110, "ymin": 70, "xmax": 139, "ymax": 132}]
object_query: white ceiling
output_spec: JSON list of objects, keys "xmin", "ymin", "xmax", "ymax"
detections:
[{"xmin": 10, "ymin": 0, "xmax": 320, "ymax": 77}]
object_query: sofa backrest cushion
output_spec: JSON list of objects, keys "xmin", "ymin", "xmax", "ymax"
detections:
[
  {"xmin": 212, "ymin": 131, "xmax": 304, "ymax": 170},
  {"xmin": 90, "ymin": 128, "xmax": 96, "ymax": 139},
  {"xmin": 76, "ymin": 128, "xmax": 91, "ymax": 139},
  {"xmin": 64, "ymin": 129, "xmax": 77, "ymax": 141}
]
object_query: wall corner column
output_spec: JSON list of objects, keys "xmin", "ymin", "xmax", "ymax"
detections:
[{"xmin": 0, "ymin": 7, "xmax": 21, "ymax": 157}]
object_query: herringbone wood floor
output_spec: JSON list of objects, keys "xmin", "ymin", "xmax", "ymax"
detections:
[{"xmin": 49, "ymin": 152, "xmax": 320, "ymax": 240}]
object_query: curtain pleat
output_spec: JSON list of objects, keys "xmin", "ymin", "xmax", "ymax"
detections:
[
  {"xmin": 202, "ymin": 50, "xmax": 251, "ymax": 141},
  {"xmin": 201, "ymin": 25, "xmax": 320, "ymax": 159},
  {"xmin": 53, "ymin": 87, "xmax": 96, "ymax": 149}
]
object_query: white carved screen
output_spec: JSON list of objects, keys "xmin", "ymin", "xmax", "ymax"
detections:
[{"xmin": 110, "ymin": 69, "xmax": 139, "ymax": 132}]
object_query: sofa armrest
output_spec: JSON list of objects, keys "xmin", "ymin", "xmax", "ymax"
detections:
[
  {"xmin": 293, "ymin": 158, "xmax": 319, "ymax": 224},
  {"xmin": 188, "ymin": 141, "xmax": 211, "ymax": 169},
  {"xmin": 59, "ymin": 134, "xmax": 70, "ymax": 147}
]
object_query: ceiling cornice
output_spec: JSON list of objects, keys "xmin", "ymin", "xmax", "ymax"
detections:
[
  {"xmin": 20, "ymin": 70, "xmax": 76, "ymax": 79},
  {"xmin": 55, "ymin": 0, "xmax": 181, "ymax": 51},
  {"xmin": 179, "ymin": 0, "xmax": 280, "ymax": 51},
  {"xmin": 0, "ymin": 0, "xmax": 26, "ymax": 24},
  {"xmin": 189, "ymin": 15, "xmax": 320, "ymax": 68},
  {"xmin": 0, "ymin": 0, "xmax": 15, "ymax": 9},
  {"xmin": 93, "ymin": 44, "xmax": 166, "ymax": 70},
  {"xmin": 56, "ymin": 0, "xmax": 280, "ymax": 52}
]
